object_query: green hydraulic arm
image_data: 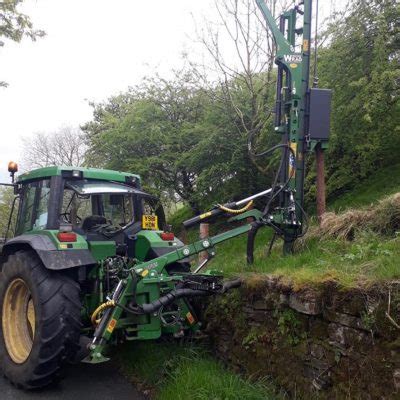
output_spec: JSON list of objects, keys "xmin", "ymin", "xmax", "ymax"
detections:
[{"xmin": 85, "ymin": 208, "xmax": 265, "ymax": 363}]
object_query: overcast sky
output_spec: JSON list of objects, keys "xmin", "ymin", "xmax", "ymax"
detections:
[{"xmin": 0, "ymin": 0, "xmax": 344, "ymax": 182}]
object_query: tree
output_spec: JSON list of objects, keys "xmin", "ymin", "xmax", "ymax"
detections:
[
  {"xmin": 0, "ymin": 0, "xmax": 45, "ymax": 87},
  {"xmin": 84, "ymin": 70, "xmax": 210, "ymax": 213},
  {"xmin": 84, "ymin": 70, "xmax": 275, "ymax": 213},
  {"xmin": 0, "ymin": 186, "xmax": 17, "ymax": 239},
  {"xmin": 310, "ymin": 0, "xmax": 400, "ymax": 202},
  {"xmin": 21, "ymin": 126, "xmax": 87, "ymax": 170}
]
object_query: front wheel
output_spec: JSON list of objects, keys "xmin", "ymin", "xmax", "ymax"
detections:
[{"xmin": 0, "ymin": 250, "xmax": 81, "ymax": 389}]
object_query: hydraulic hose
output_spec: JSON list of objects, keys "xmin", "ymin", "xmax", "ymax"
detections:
[
  {"xmin": 183, "ymin": 207, "xmax": 226, "ymax": 229},
  {"xmin": 92, "ymin": 280, "xmax": 125, "ymax": 340},
  {"xmin": 142, "ymin": 288, "xmax": 208, "ymax": 314},
  {"xmin": 217, "ymin": 200, "xmax": 253, "ymax": 214},
  {"xmin": 220, "ymin": 278, "xmax": 242, "ymax": 293},
  {"xmin": 132, "ymin": 279, "xmax": 242, "ymax": 315},
  {"xmin": 91, "ymin": 300, "xmax": 115, "ymax": 326},
  {"xmin": 182, "ymin": 200, "xmax": 248, "ymax": 229}
]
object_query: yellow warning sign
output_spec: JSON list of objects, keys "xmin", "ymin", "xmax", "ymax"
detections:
[
  {"xmin": 106, "ymin": 318, "xmax": 117, "ymax": 334},
  {"xmin": 186, "ymin": 312, "xmax": 195, "ymax": 325},
  {"xmin": 141, "ymin": 269, "xmax": 149, "ymax": 277}
]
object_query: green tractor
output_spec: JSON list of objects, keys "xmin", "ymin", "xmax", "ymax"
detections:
[
  {"xmin": 0, "ymin": 0, "xmax": 331, "ymax": 390},
  {"xmin": 0, "ymin": 164, "xmax": 242, "ymax": 388}
]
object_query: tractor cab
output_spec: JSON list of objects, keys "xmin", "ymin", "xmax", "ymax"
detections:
[
  {"xmin": 14, "ymin": 167, "xmax": 164, "ymax": 229},
  {"xmin": 59, "ymin": 178, "xmax": 165, "ymax": 238},
  {"xmin": 6, "ymin": 166, "xmax": 177, "ymax": 263}
]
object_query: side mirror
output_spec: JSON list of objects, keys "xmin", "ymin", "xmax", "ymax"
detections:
[{"xmin": 8, "ymin": 161, "xmax": 18, "ymax": 183}]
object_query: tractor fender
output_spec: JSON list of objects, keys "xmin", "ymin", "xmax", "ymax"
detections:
[{"xmin": 2, "ymin": 234, "xmax": 96, "ymax": 270}]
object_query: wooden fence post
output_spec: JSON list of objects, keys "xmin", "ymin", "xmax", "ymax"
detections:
[
  {"xmin": 199, "ymin": 223, "xmax": 209, "ymax": 263},
  {"xmin": 316, "ymin": 144, "xmax": 326, "ymax": 224}
]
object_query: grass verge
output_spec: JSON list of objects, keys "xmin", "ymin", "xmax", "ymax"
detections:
[
  {"xmin": 194, "ymin": 194, "xmax": 400, "ymax": 289},
  {"xmin": 116, "ymin": 340, "xmax": 281, "ymax": 400},
  {"xmin": 213, "ymin": 230, "xmax": 400, "ymax": 289}
]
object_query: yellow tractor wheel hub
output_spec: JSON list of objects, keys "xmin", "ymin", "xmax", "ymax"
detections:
[{"xmin": 2, "ymin": 278, "xmax": 36, "ymax": 364}]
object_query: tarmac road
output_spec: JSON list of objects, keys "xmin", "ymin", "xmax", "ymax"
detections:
[{"xmin": 0, "ymin": 362, "xmax": 146, "ymax": 400}]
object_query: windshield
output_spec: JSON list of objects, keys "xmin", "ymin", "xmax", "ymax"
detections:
[{"xmin": 62, "ymin": 190, "xmax": 136, "ymax": 230}]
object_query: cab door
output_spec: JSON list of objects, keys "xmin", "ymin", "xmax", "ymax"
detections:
[{"xmin": 16, "ymin": 179, "xmax": 51, "ymax": 235}]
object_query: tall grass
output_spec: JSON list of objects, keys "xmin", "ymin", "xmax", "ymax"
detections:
[
  {"xmin": 159, "ymin": 356, "xmax": 277, "ymax": 400},
  {"xmin": 117, "ymin": 341, "xmax": 281, "ymax": 400}
]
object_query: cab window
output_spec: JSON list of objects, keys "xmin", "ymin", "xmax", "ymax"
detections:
[
  {"xmin": 17, "ymin": 180, "xmax": 51, "ymax": 234},
  {"xmin": 61, "ymin": 189, "xmax": 92, "ymax": 228}
]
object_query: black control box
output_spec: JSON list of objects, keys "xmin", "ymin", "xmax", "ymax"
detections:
[{"xmin": 308, "ymin": 88, "xmax": 332, "ymax": 141}]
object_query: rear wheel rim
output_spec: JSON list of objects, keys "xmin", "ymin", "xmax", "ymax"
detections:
[{"xmin": 2, "ymin": 278, "xmax": 36, "ymax": 364}]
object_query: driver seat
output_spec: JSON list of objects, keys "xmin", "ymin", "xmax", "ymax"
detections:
[{"xmin": 81, "ymin": 215, "xmax": 107, "ymax": 231}]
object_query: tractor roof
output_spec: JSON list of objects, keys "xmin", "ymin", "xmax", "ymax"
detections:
[{"xmin": 17, "ymin": 166, "xmax": 140, "ymax": 184}]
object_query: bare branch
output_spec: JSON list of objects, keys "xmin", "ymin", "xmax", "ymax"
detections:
[
  {"xmin": 21, "ymin": 126, "xmax": 87, "ymax": 171},
  {"xmin": 190, "ymin": 0, "xmax": 281, "ymax": 163}
]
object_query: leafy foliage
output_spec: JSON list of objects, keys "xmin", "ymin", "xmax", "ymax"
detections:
[
  {"xmin": 84, "ymin": 71, "xmax": 209, "ymax": 212},
  {"xmin": 0, "ymin": 186, "xmax": 17, "ymax": 239},
  {"xmin": 0, "ymin": 1, "xmax": 44, "ymax": 41},
  {"xmin": 311, "ymin": 0, "xmax": 400, "ymax": 202},
  {"xmin": 0, "ymin": 0, "xmax": 45, "ymax": 87},
  {"xmin": 83, "ymin": 70, "xmax": 270, "ymax": 213}
]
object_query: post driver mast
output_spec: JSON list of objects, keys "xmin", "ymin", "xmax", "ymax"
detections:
[{"xmin": 254, "ymin": 0, "xmax": 331, "ymax": 253}]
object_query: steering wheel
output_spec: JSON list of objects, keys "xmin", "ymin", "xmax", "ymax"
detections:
[
  {"xmin": 60, "ymin": 212, "xmax": 82, "ymax": 224},
  {"xmin": 89, "ymin": 222, "xmax": 122, "ymax": 238}
]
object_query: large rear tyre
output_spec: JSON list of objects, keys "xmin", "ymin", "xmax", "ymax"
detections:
[{"xmin": 0, "ymin": 250, "xmax": 81, "ymax": 389}]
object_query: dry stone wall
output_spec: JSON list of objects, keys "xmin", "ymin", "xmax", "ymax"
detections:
[{"xmin": 205, "ymin": 276, "xmax": 400, "ymax": 399}]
